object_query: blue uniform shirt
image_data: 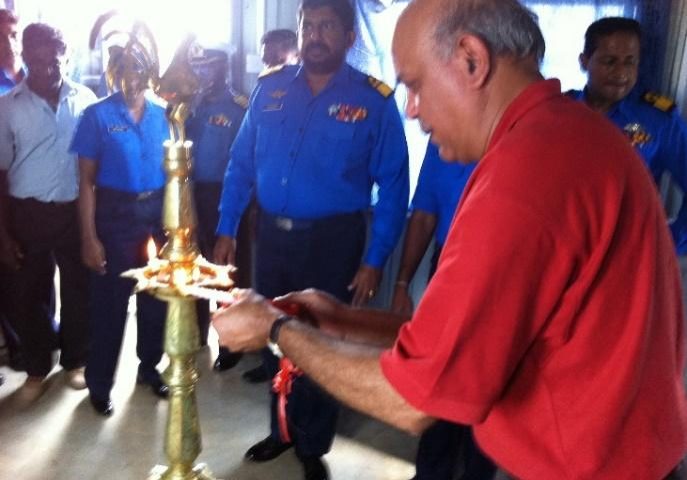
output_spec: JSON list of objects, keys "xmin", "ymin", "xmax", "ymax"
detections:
[
  {"xmin": 0, "ymin": 68, "xmax": 24, "ymax": 95},
  {"xmin": 70, "ymin": 92, "xmax": 169, "ymax": 193},
  {"xmin": 185, "ymin": 88, "xmax": 247, "ymax": 183},
  {"xmin": 411, "ymin": 143, "xmax": 476, "ymax": 246},
  {"xmin": 570, "ymin": 89, "xmax": 687, "ymax": 254},
  {"xmin": 218, "ymin": 63, "xmax": 409, "ymax": 268}
]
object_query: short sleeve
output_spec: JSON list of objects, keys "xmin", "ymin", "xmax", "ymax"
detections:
[
  {"xmin": 0, "ymin": 95, "xmax": 13, "ymax": 170},
  {"xmin": 380, "ymin": 192, "xmax": 576, "ymax": 424},
  {"xmin": 70, "ymin": 106, "xmax": 102, "ymax": 160}
]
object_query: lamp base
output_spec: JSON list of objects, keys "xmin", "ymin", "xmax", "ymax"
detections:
[{"xmin": 148, "ymin": 463, "xmax": 218, "ymax": 480}]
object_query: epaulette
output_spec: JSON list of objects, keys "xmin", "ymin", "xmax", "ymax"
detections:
[
  {"xmin": 233, "ymin": 93, "xmax": 249, "ymax": 109},
  {"xmin": 642, "ymin": 91, "xmax": 676, "ymax": 113},
  {"xmin": 258, "ymin": 64, "xmax": 285, "ymax": 79},
  {"xmin": 367, "ymin": 75, "xmax": 393, "ymax": 98}
]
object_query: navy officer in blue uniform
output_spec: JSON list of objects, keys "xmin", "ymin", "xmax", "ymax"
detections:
[
  {"xmin": 185, "ymin": 48, "xmax": 247, "ymax": 370},
  {"xmin": 214, "ymin": 1, "xmax": 409, "ymax": 478},
  {"xmin": 71, "ymin": 45, "xmax": 170, "ymax": 417},
  {"xmin": 570, "ymin": 17, "xmax": 687, "ymax": 320}
]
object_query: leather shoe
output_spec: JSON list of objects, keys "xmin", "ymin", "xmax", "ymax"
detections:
[
  {"xmin": 244, "ymin": 436, "xmax": 292, "ymax": 462},
  {"xmin": 89, "ymin": 395, "xmax": 114, "ymax": 417},
  {"xmin": 301, "ymin": 456, "xmax": 329, "ymax": 480},
  {"xmin": 136, "ymin": 374, "xmax": 170, "ymax": 399},
  {"xmin": 242, "ymin": 364, "xmax": 269, "ymax": 383},
  {"xmin": 213, "ymin": 348, "xmax": 243, "ymax": 371}
]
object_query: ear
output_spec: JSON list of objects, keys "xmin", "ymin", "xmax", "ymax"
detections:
[
  {"xmin": 452, "ymin": 34, "xmax": 491, "ymax": 89},
  {"xmin": 346, "ymin": 30, "xmax": 356, "ymax": 50},
  {"xmin": 579, "ymin": 53, "xmax": 589, "ymax": 72}
]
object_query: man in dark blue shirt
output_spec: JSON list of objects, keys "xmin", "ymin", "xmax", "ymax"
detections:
[
  {"xmin": 214, "ymin": 0, "xmax": 408, "ymax": 478},
  {"xmin": 185, "ymin": 48, "xmax": 247, "ymax": 371}
]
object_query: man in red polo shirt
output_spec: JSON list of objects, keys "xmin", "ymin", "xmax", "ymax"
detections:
[{"xmin": 212, "ymin": 0, "xmax": 687, "ymax": 478}]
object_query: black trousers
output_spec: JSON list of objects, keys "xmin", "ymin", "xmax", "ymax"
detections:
[
  {"xmin": 6, "ymin": 197, "xmax": 89, "ymax": 377},
  {"xmin": 255, "ymin": 209, "xmax": 366, "ymax": 458},
  {"xmin": 84, "ymin": 188, "xmax": 166, "ymax": 399}
]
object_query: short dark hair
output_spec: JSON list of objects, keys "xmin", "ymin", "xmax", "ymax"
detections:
[
  {"xmin": 583, "ymin": 17, "xmax": 641, "ymax": 57},
  {"xmin": 22, "ymin": 23, "xmax": 67, "ymax": 55},
  {"xmin": 0, "ymin": 9, "xmax": 18, "ymax": 26},
  {"xmin": 299, "ymin": 0, "xmax": 355, "ymax": 33},
  {"xmin": 261, "ymin": 29, "xmax": 297, "ymax": 50}
]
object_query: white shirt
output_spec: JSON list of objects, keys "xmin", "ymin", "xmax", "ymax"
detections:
[{"xmin": 0, "ymin": 78, "xmax": 96, "ymax": 202}]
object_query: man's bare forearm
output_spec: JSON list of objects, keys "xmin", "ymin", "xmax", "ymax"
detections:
[{"xmin": 278, "ymin": 320, "xmax": 433, "ymax": 434}]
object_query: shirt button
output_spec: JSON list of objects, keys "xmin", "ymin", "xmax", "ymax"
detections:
[{"xmin": 281, "ymin": 177, "xmax": 288, "ymax": 186}]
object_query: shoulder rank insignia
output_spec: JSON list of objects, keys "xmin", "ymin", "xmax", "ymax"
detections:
[
  {"xmin": 642, "ymin": 91, "xmax": 675, "ymax": 113},
  {"xmin": 367, "ymin": 76, "xmax": 393, "ymax": 98},
  {"xmin": 233, "ymin": 93, "xmax": 249, "ymax": 109},
  {"xmin": 258, "ymin": 64, "xmax": 285, "ymax": 79},
  {"xmin": 623, "ymin": 123, "xmax": 652, "ymax": 147}
]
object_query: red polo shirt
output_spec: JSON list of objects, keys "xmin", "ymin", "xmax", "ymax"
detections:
[{"xmin": 381, "ymin": 79, "xmax": 687, "ymax": 479}]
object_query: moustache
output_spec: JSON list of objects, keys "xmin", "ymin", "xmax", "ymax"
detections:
[{"xmin": 305, "ymin": 43, "xmax": 330, "ymax": 54}]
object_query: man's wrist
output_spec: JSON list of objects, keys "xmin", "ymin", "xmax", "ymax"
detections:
[{"xmin": 268, "ymin": 315, "xmax": 297, "ymax": 358}]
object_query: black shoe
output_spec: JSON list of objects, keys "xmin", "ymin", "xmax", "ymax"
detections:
[
  {"xmin": 242, "ymin": 364, "xmax": 270, "ymax": 383},
  {"xmin": 301, "ymin": 456, "xmax": 328, "ymax": 480},
  {"xmin": 213, "ymin": 348, "xmax": 243, "ymax": 371},
  {"xmin": 244, "ymin": 436, "xmax": 293, "ymax": 462},
  {"xmin": 136, "ymin": 374, "xmax": 169, "ymax": 399},
  {"xmin": 89, "ymin": 395, "xmax": 114, "ymax": 417}
]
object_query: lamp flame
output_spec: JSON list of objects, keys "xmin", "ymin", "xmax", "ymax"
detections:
[{"xmin": 147, "ymin": 237, "xmax": 157, "ymax": 260}]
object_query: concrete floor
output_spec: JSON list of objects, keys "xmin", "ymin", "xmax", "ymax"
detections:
[{"xmin": 0, "ymin": 320, "xmax": 419, "ymax": 480}]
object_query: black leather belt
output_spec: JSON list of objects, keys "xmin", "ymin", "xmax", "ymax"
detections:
[{"xmin": 96, "ymin": 187, "xmax": 163, "ymax": 202}]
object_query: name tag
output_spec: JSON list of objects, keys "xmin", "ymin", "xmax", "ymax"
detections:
[
  {"xmin": 108, "ymin": 125, "xmax": 129, "ymax": 133},
  {"xmin": 263, "ymin": 103, "xmax": 283, "ymax": 112}
]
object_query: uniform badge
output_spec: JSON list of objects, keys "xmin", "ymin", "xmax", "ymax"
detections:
[
  {"xmin": 263, "ymin": 103, "xmax": 283, "ymax": 112},
  {"xmin": 208, "ymin": 114, "xmax": 231, "ymax": 128},
  {"xmin": 328, "ymin": 104, "xmax": 368, "ymax": 123},
  {"xmin": 108, "ymin": 125, "xmax": 129, "ymax": 133},
  {"xmin": 270, "ymin": 89, "xmax": 287, "ymax": 99},
  {"xmin": 623, "ymin": 123, "xmax": 652, "ymax": 147}
]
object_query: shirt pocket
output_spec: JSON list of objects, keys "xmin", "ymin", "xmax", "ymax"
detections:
[{"xmin": 255, "ymin": 110, "xmax": 285, "ymax": 158}]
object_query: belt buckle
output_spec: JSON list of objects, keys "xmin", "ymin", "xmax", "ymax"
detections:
[
  {"xmin": 275, "ymin": 217, "xmax": 293, "ymax": 231},
  {"xmin": 136, "ymin": 191, "xmax": 153, "ymax": 201}
]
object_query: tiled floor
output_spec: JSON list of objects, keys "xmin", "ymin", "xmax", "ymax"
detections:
[{"xmin": 0, "ymin": 321, "xmax": 419, "ymax": 480}]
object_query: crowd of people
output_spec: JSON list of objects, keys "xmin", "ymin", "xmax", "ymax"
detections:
[{"xmin": 1, "ymin": 0, "xmax": 687, "ymax": 479}]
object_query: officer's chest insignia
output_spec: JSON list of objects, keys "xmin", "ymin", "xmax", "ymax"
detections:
[
  {"xmin": 269, "ymin": 89, "xmax": 287, "ymax": 99},
  {"xmin": 328, "ymin": 103, "xmax": 368, "ymax": 123},
  {"xmin": 263, "ymin": 103, "xmax": 283, "ymax": 112},
  {"xmin": 108, "ymin": 125, "xmax": 129, "ymax": 133},
  {"xmin": 208, "ymin": 114, "xmax": 231, "ymax": 128},
  {"xmin": 623, "ymin": 123, "xmax": 652, "ymax": 147}
]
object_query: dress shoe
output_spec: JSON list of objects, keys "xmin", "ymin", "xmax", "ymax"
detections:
[
  {"xmin": 89, "ymin": 395, "xmax": 114, "ymax": 417},
  {"xmin": 16, "ymin": 375, "xmax": 48, "ymax": 403},
  {"xmin": 213, "ymin": 348, "xmax": 243, "ymax": 371},
  {"xmin": 244, "ymin": 436, "xmax": 292, "ymax": 462},
  {"xmin": 301, "ymin": 456, "xmax": 329, "ymax": 480},
  {"xmin": 136, "ymin": 374, "xmax": 169, "ymax": 399},
  {"xmin": 242, "ymin": 364, "xmax": 270, "ymax": 383},
  {"xmin": 66, "ymin": 367, "xmax": 87, "ymax": 390}
]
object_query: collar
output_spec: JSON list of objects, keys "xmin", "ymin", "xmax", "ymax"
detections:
[
  {"xmin": 577, "ymin": 86, "xmax": 641, "ymax": 118},
  {"xmin": 488, "ymin": 78, "xmax": 562, "ymax": 151},
  {"xmin": 294, "ymin": 62, "xmax": 351, "ymax": 93},
  {"xmin": 11, "ymin": 76, "xmax": 79, "ymax": 103}
]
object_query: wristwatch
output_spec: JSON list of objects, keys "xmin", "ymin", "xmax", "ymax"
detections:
[{"xmin": 268, "ymin": 315, "xmax": 296, "ymax": 358}]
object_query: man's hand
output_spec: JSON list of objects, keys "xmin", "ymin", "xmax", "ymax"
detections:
[
  {"xmin": 390, "ymin": 284, "xmax": 414, "ymax": 315},
  {"xmin": 213, "ymin": 235, "xmax": 236, "ymax": 266},
  {"xmin": 276, "ymin": 289, "xmax": 347, "ymax": 338},
  {"xmin": 0, "ymin": 234, "xmax": 22, "ymax": 270},
  {"xmin": 212, "ymin": 289, "xmax": 284, "ymax": 351},
  {"xmin": 348, "ymin": 264, "xmax": 382, "ymax": 307},
  {"xmin": 81, "ymin": 237, "xmax": 106, "ymax": 274}
]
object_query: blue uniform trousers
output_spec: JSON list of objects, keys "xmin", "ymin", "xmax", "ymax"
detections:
[
  {"xmin": 85, "ymin": 188, "xmax": 166, "ymax": 399},
  {"xmin": 6, "ymin": 197, "xmax": 88, "ymax": 377},
  {"xmin": 255, "ymin": 209, "xmax": 366, "ymax": 458}
]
